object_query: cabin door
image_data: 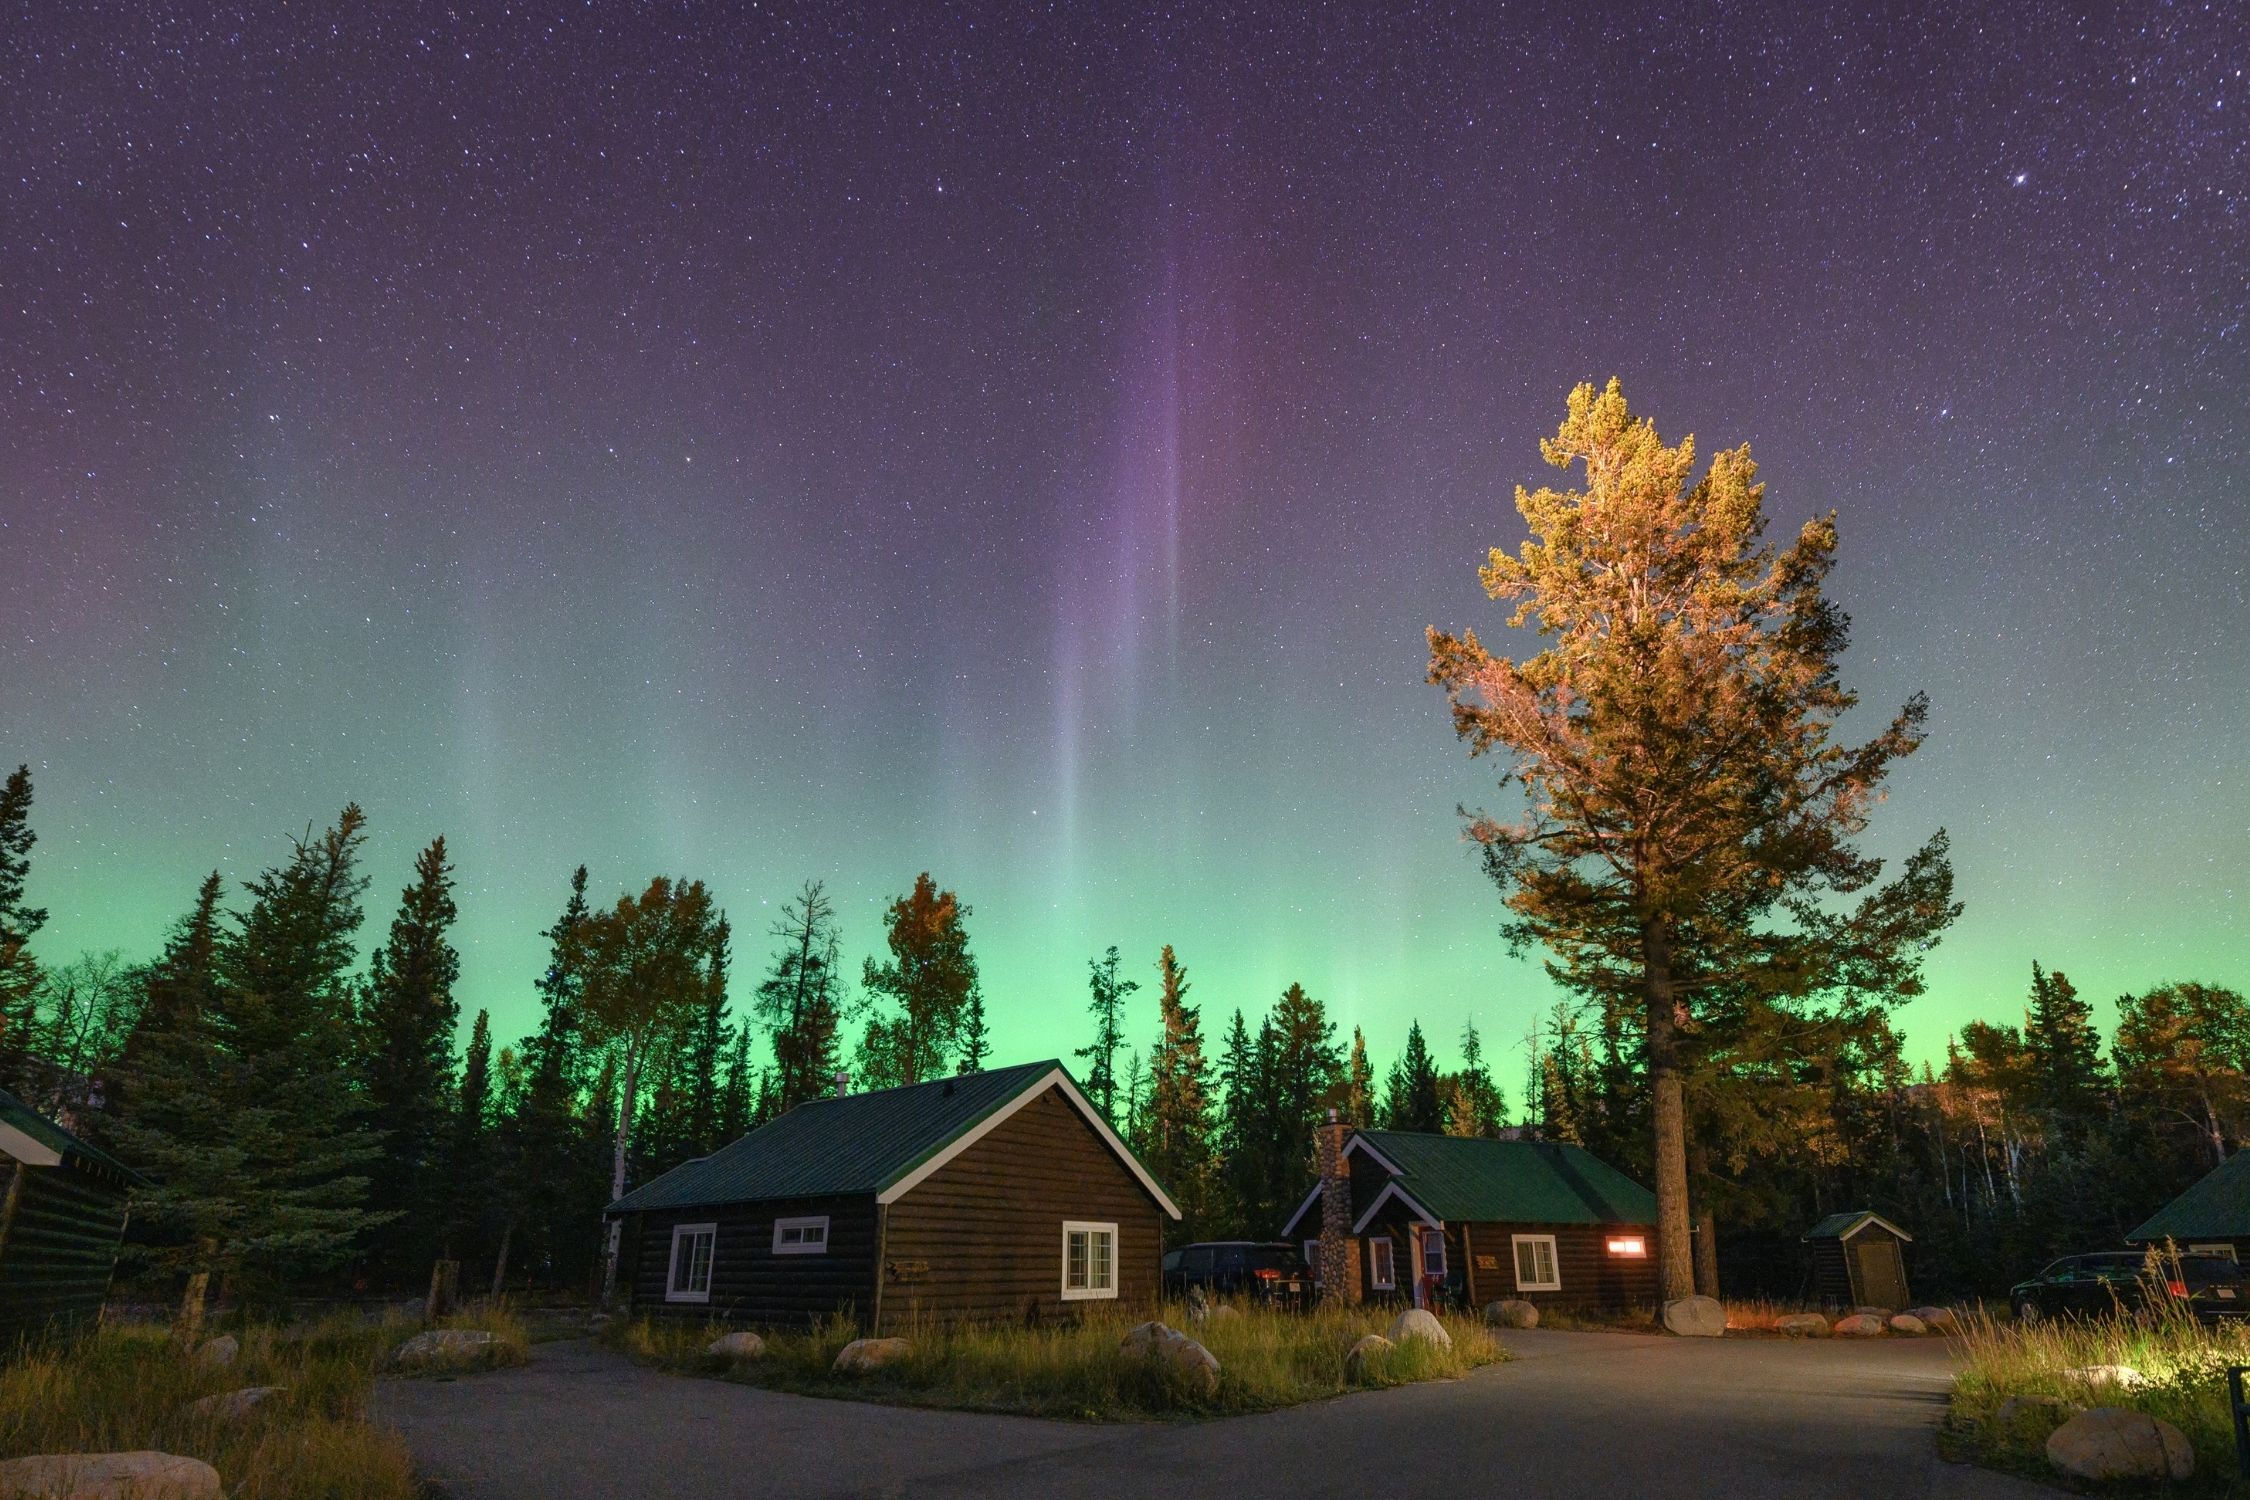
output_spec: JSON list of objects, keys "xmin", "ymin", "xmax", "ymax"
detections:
[
  {"xmin": 1412, "ymin": 1225, "xmax": 1446, "ymax": 1308},
  {"xmin": 1850, "ymin": 1235, "xmax": 1908, "ymax": 1309}
]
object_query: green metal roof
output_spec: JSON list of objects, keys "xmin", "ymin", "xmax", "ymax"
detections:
[
  {"xmin": 1803, "ymin": 1209, "xmax": 1912, "ymax": 1243},
  {"xmin": 607, "ymin": 1060, "xmax": 1177, "ymax": 1216},
  {"xmin": 1350, "ymin": 1130, "xmax": 1655, "ymax": 1227},
  {"xmin": 2128, "ymin": 1151, "xmax": 2250, "ymax": 1243},
  {"xmin": 0, "ymin": 1086, "xmax": 149, "ymax": 1188}
]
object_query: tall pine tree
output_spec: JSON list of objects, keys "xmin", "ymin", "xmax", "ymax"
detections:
[
  {"xmin": 0, "ymin": 766, "xmax": 46, "ymax": 1083},
  {"xmin": 358, "ymin": 835, "xmax": 462, "ymax": 1281},
  {"xmin": 752, "ymin": 880, "xmax": 846, "ymax": 1108},
  {"xmin": 1143, "ymin": 945, "xmax": 1213, "ymax": 1238},
  {"xmin": 1076, "ymin": 945, "xmax": 1138, "ymax": 1123},
  {"xmin": 1382, "ymin": 1020, "xmax": 1445, "ymax": 1131}
]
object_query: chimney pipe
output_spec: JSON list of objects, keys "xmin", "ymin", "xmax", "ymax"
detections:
[{"xmin": 832, "ymin": 1069, "xmax": 850, "ymax": 1097}]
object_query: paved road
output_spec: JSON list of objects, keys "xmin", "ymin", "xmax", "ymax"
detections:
[{"xmin": 377, "ymin": 1329, "xmax": 2050, "ymax": 1499}]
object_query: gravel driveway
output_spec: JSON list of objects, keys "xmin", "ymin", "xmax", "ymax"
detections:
[{"xmin": 377, "ymin": 1327, "xmax": 2051, "ymax": 1499}]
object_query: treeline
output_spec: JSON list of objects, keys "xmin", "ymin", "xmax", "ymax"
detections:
[
  {"xmin": 0, "ymin": 769, "xmax": 1512, "ymax": 1307},
  {"xmin": 1528, "ymin": 961, "xmax": 2250, "ymax": 1298}
]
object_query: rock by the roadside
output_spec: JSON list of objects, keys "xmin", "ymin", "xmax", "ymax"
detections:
[
  {"xmin": 1906, "ymin": 1305, "xmax": 1959, "ymax": 1333},
  {"xmin": 1120, "ymin": 1321, "xmax": 1175, "ymax": 1355},
  {"xmin": 391, "ymin": 1328, "xmax": 497, "ymax": 1369},
  {"xmin": 706, "ymin": 1331, "xmax": 765, "ymax": 1361},
  {"xmin": 191, "ymin": 1335, "xmax": 237, "ymax": 1370},
  {"xmin": 1484, "ymin": 1298, "xmax": 1540, "ymax": 1330},
  {"xmin": 587, "ymin": 1313, "xmax": 614, "ymax": 1333},
  {"xmin": 1662, "ymin": 1295, "xmax": 1726, "ymax": 1337},
  {"xmin": 1888, "ymin": 1313, "xmax": 1928, "ymax": 1335},
  {"xmin": 1774, "ymin": 1313, "xmax": 1832, "ymax": 1337},
  {"xmin": 1996, "ymin": 1394, "xmax": 2082, "ymax": 1432},
  {"xmin": 2046, "ymin": 1407, "xmax": 2194, "ymax": 1483},
  {"xmin": 0, "ymin": 1451, "xmax": 222, "ymax": 1500},
  {"xmin": 832, "ymin": 1337, "xmax": 911, "ymax": 1375},
  {"xmin": 184, "ymin": 1385, "xmax": 286, "ymax": 1422},
  {"xmin": 1387, "ymin": 1307, "xmax": 1452, "ymax": 1349},
  {"xmin": 1832, "ymin": 1313, "xmax": 1886, "ymax": 1336},
  {"xmin": 1207, "ymin": 1304, "xmax": 1241, "ymax": 1323},
  {"xmin": 1849, "ymin": 1305, "xmax": 1895, "ymax": 1320},
  {"xmin": 2061, "ymin": 1364, "xmax": 2150, "ymax": 1393},
  {"xmin": 1118, "ymin": 1321, "xmax": 1221, "ymax": 1396},
  {"xmin": 1344, "ymin": 1334, "xmax": 1393, "ymax": 1380}
]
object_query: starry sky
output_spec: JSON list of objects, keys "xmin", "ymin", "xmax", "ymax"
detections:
[{"xmin": 3, "ymin": 3, "xmax": 2244, "ymax": 1086}]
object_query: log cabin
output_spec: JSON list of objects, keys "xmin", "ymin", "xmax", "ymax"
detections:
[
  {"xmin": 1282, "ymin": 1119, "xmax": 1658, "ymax": 1312},
  {"xmin": 2127, "ymin": 1152, "xmax": 2250, "ymax": 1263},
  {"xmin": 0, "ymin": 1085, "xmax": 146, "ymax": 1345},
  {"xmin": 604, "ymin": 1060, "xmax": 1179, "ymax": 1330}
]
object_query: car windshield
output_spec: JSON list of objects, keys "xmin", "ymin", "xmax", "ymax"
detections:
[{"xmin": 1247, "ymin": 1246, "xmax": 1303, "ymax": 1275}]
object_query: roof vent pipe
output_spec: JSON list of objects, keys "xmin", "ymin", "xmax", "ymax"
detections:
[{"xmin": 833, "ymin": 1069, "xmax": 849, "ymax": 1097}]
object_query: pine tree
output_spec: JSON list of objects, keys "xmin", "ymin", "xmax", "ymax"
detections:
[
  {"xmin": 1215, "ymin": 1009, "xmax": 1263, "ymax": 1237},
  {"xmin": 1121, "ymin": 1048, "xmax": 1148, "ymax": 1147},
  {"xmin": 1076, "ymin": 945, "xmax": 1139, "ymax": 1123},
  {"xmin": 445, "ymin": 1008, "xmax": 493, "ymax": 1260},
  {"xmin": 752, "ymin": 880, "xmax": 846, "ymax": 1108},
  {"xmin": 1261, "ymin": 983, "xmax": 1344, "ymax": 1227},
  {"xmin": 1144, "ymin": 945, "xmax": 1214, "ymax": 1237},
  {"xmin": 955, "ymin": 989, "xmax": 990, "ymax": 1074},
  {"xmin": 1344, "ymin": 1027, "xmax": 1375, "ymax": 1127},
  {"xmin": 2027, "ymin": 962, "xmax": 2106, "ymax": 1135},
  {"xmin": 492, "ymin": 868, "xmax": 594, "ymax": 1293},
  {"xmin": 0, "ymin": 766, "xmax": 47, "ymax": 1081},
  {"xmin": 856, "ymin": 873, "xmax": 979, "ymax": 1089},
  {"xmin": 1382, "ymin": 1020, "xmax": 1445, "ymax": 1131},
  {"xmin": 108, "ymin": 872, "xmax": 224, "ymax": 1132},
  {"xmin": 2115, "ymin": 982, "xmax": 2250, "ymax": 1170},
  {"xmin": 1428, "ymin": 378, "xmax": 1958, "ymax": 1299},
  {"xmin": 358, "ymin": 835, "xmax": 462, "ymax": 1280},
  {"xmin": 681, "ymin": 917, "xmax": 734, "ymax": 1157},
  {"xmin": 1446, "ymin": 1018, "xmax": 1507, "ymax": 1137}
]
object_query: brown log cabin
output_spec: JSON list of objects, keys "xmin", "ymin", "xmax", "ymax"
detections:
[
  {"xmin": 604, "ymin": 1060, "xmax": 1180, "ymax": 1331},
  {"xmin": 1282, "ymin": 1122, "xmax": 1659, "ymax": 1312}
]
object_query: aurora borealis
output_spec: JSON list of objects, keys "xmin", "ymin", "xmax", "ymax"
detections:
[{"xmin": 3, "ymin": 4, "xmax": 2244, "ymax": 1078}]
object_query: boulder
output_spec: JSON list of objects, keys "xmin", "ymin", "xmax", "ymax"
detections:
[
  {"xmin": 1832, "ymin": 1314, "xmax": 1887, "ymax": 1337},
  {"xmin": 1662, "ymin": 1295, "xmax": 1726, "ymax": 1338},
  {"xmin": 2045, "ymin": 1407, "xmax": 2194, "ymax": 1483},
  {"xmin": 1774, "ymin": 1313, "xmax": 1832, "ymax": 1338},
  {"xmin": 1207, "ymin": 1304, "xmax": 1242, "ymax": 1323},
  {"xmin": 1995, "ymin": 1394, "xmax": 2082, "ymax": 1432},
  {"xmin": 0, "ymin": 1451, "xmax": 222, "ymax": 1499},
  {"xmin": 1887, "ymin": 1313, "xmax": 1928, "ymax": 1336},
  {"xmin": 183, "ymin": 1385, "xmax": 286, "ymax": 1422},
  {"xmin": 1118, "ymin": 1321, "xmax": 1220, "ymax": 1396},
  {"xmin": 1387, "ymin": 1307, "xmax": 1452, "ymax": 1349},
  {"xmin": 831, "ymin": 1337, "xmax": 911, "ymax": 1375},
  {"xmin": 1484, "ymin": 1299, "xmax": 1540, "ymax": 1330},
  {"xmin": 391, "ymin": 1328, "xmax": 497, "ymax": 1369},
  {"xmin": 2061, "ymin": 1364, "xmax": 2150, "ymax": 1393},
  {"xmin": 1905, "ymin": 1305, "xmax": 1959, "ymax": 1333},
  {"xmin": 587, "ymin": 1313, "xmax": 614, "ymax": 1333},
  {"xmin": 1120, "ymin": 1321, "xmax": 1176, "ymax": 1356},
  {"xmin": 1849, "ymin": 1305, "xmax": 1895, "ymax": 1320},
  {"xmin": 1343, "ymin": 1334, "xmax": 1394, "ymax": 1380},
  {"xmin": 706, "ymin": 1332, "xmax": 765, "ymax": 1361},
  {"xmin": 191, "ymin": 1335, "xmax": 237, "ymax": 1370}
]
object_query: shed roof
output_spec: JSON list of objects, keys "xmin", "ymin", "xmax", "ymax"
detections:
[
  {"xmin": 0, "ymin": 1086, "xmax": 149, "ymax": 1188},
  {"xmin": 2128, "ymin": 1151, "xmax": 2250, "ymax": 1243},
  {"xmin": 606, "ymin": 1060, "xmax": 1179, "ymax": 1218},
  {"xmin": 1283, "ymin": 1130, "xmax": 1654, "ymax": 1236},
  {"xmin": 1803, "ymin": 1209, "xmax": 1913, "ymax": 1243}
]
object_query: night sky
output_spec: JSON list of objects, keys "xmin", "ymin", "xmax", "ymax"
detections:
[{"xmin": 4, "ymin": 4, "xmax": 2244, "ymax": 1081}]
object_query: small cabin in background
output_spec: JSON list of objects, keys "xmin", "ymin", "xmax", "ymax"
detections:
[
  {"xmin": 605, "ymin": 1060, "xmax": 1179, "ymax": 1331},
  {"xmin": 1283, "ymin": 1123, "xmax": 1658, "ymax": 1312},
  {"xmin": 0, "ymin": 1086, "xmax": 146, "ymax": 1345},
  {"xmin": 2126, "ymin": 1151, "xmax": 2250, "ymax": 1262},
  {"xmin": 1803, "ymin": 1210, "xmax": 1913, "ymax": 1309}
]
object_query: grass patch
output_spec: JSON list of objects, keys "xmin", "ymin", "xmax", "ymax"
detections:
[
  {"xmin": 607, "ymin": 1302, "xmax": 1504, "ymax": 1420},
  {"xmin": 0, "ymin": 1302, "xmax": 528, "ymax": 1499},
  {"xmin": 1945, "ymin": 1300, "xmax": 2250, "ymax": 1493}
]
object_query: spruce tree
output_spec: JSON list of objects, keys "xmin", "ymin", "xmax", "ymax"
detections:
[
  {"xmin": 1076, "ymin": 945, "xmax": 1138, "ymax": 1123},
  {"xmin": 1215, "ymin": 1009, "xmax": 1262, "ymax": 1236},
  {"xmin": 718, "ymin": 1026, "xmax": 754, "ymax": 1139},
  {"xmin": 447, "ymin": 1008, "xmax": 492, "ymax": 1259},
  {"xmin": 358, "ymin": 835, "xmax": 462, "ymax": 1280},
  {"xmin": 1382, "ymin": 1020, "xmax": 1445, "ymax": 1131},
  {"xmin": 2027, "ymin": 961, "xmax": 2106, "ymax": 1134},
  {"xmin": 492, "ymin": 867, "xmax": 593, "ymax": 1291},
  {"xmin": 0, "ymin": 766, "xmax": 47, "ymax": 1081},
  {"xmin": 1429, "ymin": 378, "xmax": 1957, "ymax": 1299},
  {"xmin": 752, "ymin": 880, "xmax": 846, "ymax": 1109},
  {"xmin": 682, "ymin": 917, "xmax": 734, "ymax": 1156},
  {"xmin": 955, "ymin": 990, "xmax": 990, "ymax": 1074},
  {"xmin": 1447, "ymin": 1019, "xmax": 1508, "ymax": 1137},
  {"xmin": 856, "ymin": 873, "xmax": 979, "ymax": 1089},
  {"xmin": 1260, "ymin": 984, "xmax": 1343, "ymax": 1226},
  {"xmin": 1144, "ymin": 945, "xmax": 1213, "ymax": 1237},
  {"xmin": 1344, "ymin": 1026, "xmax": 1375, "ymax": 1127}
]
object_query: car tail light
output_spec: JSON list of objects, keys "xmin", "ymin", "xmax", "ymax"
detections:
[
  {"xmin": 2167, "ymin": 1279, "xmax": 2189, "ymax": 1298},
  {"xmin": 1254, "ymin": 1268, "xmax": 1280, "ymax": 1280}
]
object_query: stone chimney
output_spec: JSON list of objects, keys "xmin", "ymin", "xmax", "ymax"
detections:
[{"xmin": 1315, "ymin": 1108, "xmax": 1356, "ymax": 1303}]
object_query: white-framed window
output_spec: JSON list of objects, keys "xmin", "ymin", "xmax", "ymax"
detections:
[
  {"xmin": 1419, "ymin": 1228, "xmax": 1447, "ymax": 1278},
  {"xmin": 1512, "ymin": 1233, "xmax": 1561, "ymax": 1292},
  {"xmin": 1369, "ymin": 1235, "xmax": 1397, "ymax": 1290},
  {"xmin": 1061, "ymin": 1221, "xmax": 1118, "ymax": 1300},
  {"xmin": 667, "ymin": 1222, "xmax": 717, "ymax": 1303},
  {"xmin": 773, "ymin": 1215, "xmax": 830, "ymax": 1255},
  {"xmin": 2191, "ymin": 1243, "xmax": 2239, "ymax": 1262}
]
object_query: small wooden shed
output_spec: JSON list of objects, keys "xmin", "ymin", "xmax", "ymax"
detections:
[
  {"xmin": 0, "ymin": 1086, "xmax": 147, "ymax": 1345},
  {"xmin": 1804, "ymin": 1209, "xmax": 1913, "ymax": 1309},
  {"xmin": 605, "ymin": 1060, "xmax": 1180, "ymax": 1330}
]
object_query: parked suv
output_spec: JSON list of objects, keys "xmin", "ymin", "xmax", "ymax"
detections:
[
  {"xmin": 2010, "ymin": 1251, "xmax": 2248, "ymax": 1324},
  {"xmin": 1161, "ymin": 1241, "xmax": 1312, "ymax": 1305}
]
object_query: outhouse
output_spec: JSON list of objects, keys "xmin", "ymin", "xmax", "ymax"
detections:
[{"xmin": 1803, "ymin": 1209, "xmax": 1912, "ymax": 1309}]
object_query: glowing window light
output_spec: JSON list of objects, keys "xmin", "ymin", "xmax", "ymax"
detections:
[{"xmin": 1606, "ymin": 1235, "xmax": 1648, "ymax": 1258}]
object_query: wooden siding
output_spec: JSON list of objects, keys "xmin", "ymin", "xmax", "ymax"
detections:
[
  {"xmin": 0, "ymin": 1160, "xmax": 132, "ymax": 1344},
  {"xmin": 880, "ymin": 1087, "xmax": 1165, "ymax": 1329},
  {"xmin": 1350, "ymin": 1196, "xmax": 1657, "ymax": 1310},
  {"xmin": 1807, "ymin": 1223, "xmax": 1909, "ymax": 1308},
  {"xmin": 623, "ymin": 1193, "xmax": 878, "ymax": 1328}
]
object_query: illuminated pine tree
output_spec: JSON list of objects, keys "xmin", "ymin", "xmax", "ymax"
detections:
[
  {"xmin": 856, "ymin": 873, "xmax": 979, "ymax": 1090},
  {"xmin": 1144, "ymin": 945, "xmax": 1213, "ymax": 1236}
]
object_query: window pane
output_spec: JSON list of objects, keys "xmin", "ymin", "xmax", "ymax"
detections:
[
  {"xmin": 693, "ymin": 1232, "xmax": 714, "ymax": 1292},
  {"xmin": 1067, "ymin": 1230, "xmax": 1088, "ymax": 1289},
  {"xmin": 1093, "ymin": 1231, "xmax": 1113, "ymax": 1289},
  {"xmin": 1515, "ymin": 1240, "xmax": 1535, "ymax": 1283}
]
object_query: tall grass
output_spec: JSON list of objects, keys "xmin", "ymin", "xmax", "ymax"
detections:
[
  {"xmin": 0, "ymin": 1302, "xmax": 529, "ymax": 1500},
  {"xmin": 610, "ymin": 1301, "xmax": 1504, "ymax": 1420},
  {"xmin": 1948, "ymin": 1292, "xmax": 2250, "ymax": 1493}
]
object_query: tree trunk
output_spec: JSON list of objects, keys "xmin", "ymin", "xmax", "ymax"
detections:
[
  {"xmin": 1693, "ymin": 1210, "xmax": 1720, "ymax": 1298},
  {"xmin": 175, "ymin": 1268, "xmax": 209, "ymax": 1348},
  {"xmin": 489, "ymin": 1218, "xmax": 515, "ymax": 1300},
  {"xmin": 1642, "ymin": 917, "xmax": 1695, "ymax": 1305},
  {"xmin": 601, "ymin": 1041, "xmax": 642, "ymax": 1309}
]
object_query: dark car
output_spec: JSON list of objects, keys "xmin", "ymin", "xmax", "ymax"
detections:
[
  {"xmin": 2010, "ymin": 1251, "xmax": 2248, "ymax": 1324},
  {"xmin": 1161, "ymin": 1241, "xmax": 1311, "ymax": 1305}
]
